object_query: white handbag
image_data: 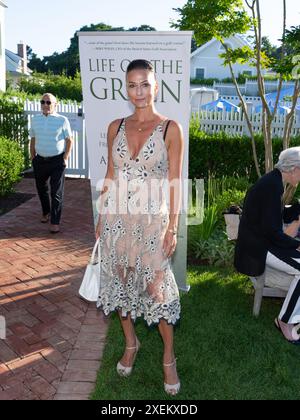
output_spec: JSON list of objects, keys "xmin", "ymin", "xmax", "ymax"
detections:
[{"xmin": 79, "ymin": 238, "xmax": 101, "ymax": 302}]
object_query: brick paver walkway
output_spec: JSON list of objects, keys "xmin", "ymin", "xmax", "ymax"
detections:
[{"xmin": 0, "ymin": 178, "xmax": 109, "ymax": 400}]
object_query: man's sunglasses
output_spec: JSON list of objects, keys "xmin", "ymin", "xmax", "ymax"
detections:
[{"xmin": 40, "ymin": 100, "xmax": 52, "ymax": 105}]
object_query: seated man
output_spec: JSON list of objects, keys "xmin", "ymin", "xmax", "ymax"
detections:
[{"xmin": 235, "ymin": 147, "xmax": 300, "ymax": 344}]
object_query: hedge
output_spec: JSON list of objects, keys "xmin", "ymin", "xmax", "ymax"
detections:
[
  {"xmin": 189, "ymin": 129, "xmax": 300, "ymax": 182},
  {"xmin": 19, "ymin": 72, "xmax": 83, "ymax": 102},
  {"xmin": 0, "ymin": 95, "xmax": 29, "ymax": 167},
  {"xmin": 0, "ymin": 137, "xmax": 25, "ymax": 196}
]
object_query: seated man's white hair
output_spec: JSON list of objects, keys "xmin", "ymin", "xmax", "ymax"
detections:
[{"xmin": 275, "ymin": 147, "xmax": 300, "ymax": 173}]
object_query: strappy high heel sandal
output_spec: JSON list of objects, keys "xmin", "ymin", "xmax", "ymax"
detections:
[
  {"xmin": 163, "ymin": 359, "xmax": 181, "ymax": 396},
  {"xmin": 116, "ymin": 339, "xmax": 140, "ymax": 377},
  {"xmin": 274, "ymin": 318, "xmax": 300, "ymax": 345}
]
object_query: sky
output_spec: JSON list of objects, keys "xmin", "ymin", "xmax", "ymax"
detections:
[{"xmin": 4, "ymin": 0, "xmax": 300, "ymax": 58}]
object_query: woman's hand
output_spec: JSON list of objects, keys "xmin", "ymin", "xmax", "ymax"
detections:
[
  {"xmin": 284, "ymin": 217, "xmax": 300, "ymax": 238},
  {"xmin": 163, "ymin": 230, "xmax": 177, "ymax": 259}
]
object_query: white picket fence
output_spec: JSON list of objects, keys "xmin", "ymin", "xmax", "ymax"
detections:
[
  {"xmin": 22, "ymin": 100, "xmax": 300, "ymax": 179},
  {"xmin": 24, "ymin": 99, "xmax": 89, "ymax": 178},
  {"xmin": 192, "ymin": 110, "xmax": 300, "ymax": 137}
]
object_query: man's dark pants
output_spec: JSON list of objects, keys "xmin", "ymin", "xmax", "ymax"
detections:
[{"xmin": 32, "ymin": 153, "xmax": 66, "ymax": 225}]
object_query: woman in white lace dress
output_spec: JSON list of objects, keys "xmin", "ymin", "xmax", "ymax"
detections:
[{"xmin": 95, "ymin": 60, "xmax": 184, "ymax": 395}]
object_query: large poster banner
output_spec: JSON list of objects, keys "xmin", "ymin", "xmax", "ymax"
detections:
[{"xmin": 78, "ymin": 31, "xmax": 192, "ymax": 291}]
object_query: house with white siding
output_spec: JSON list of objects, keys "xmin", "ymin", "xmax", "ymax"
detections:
[
  {"xmin": 0, "ymin": 1, "xmax": 7, "ymax": 91},
  {"xmin": 6, "ymin": 43, "xmax": 32, "ymax": 87},
  {"xmin": 190, "ymin": 35, "xmax": 257, "ymax": 81}
]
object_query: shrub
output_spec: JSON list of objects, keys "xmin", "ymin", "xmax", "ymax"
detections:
[
  {"xmin": 188, "ymin": 126, "xmax": 300, "ymax": 182},
  {"xmin": 0, "ymin": 137, "xmax": 25, "ymax": 196},
  {"xmin": 190, "ymin": 78, "xmax": 218, "ymax": 86},
  {"xmin": 193, "ymin": 230, "xmax": 235, "ymax": 268},
  {"xmin": 206, "ymin": 175, "xmax": 250, "ymax": 208},
  {"xmin": 214, "ymin": 189, "xmax": 246, "ymax": 221},
  {"xmin": 0, "ymin": 95, "xmax": 29, "ymax": 167},
  {"xmin": 19, "ymin": 72, "xmax": 83, "ymax": 102}
]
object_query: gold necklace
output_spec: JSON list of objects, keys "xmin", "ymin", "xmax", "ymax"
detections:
[{"xmin": 136, "ymin": 119, "xmax": 157, "ymax": 132}]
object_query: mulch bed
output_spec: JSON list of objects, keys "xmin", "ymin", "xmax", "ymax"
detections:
[
  {"xmin": 0, "ymin": 170, "xmax": 36, "ymax": 216},
  {"xmin": 0, "ymin": 192, "xmax": 36, "ymax": 216}
]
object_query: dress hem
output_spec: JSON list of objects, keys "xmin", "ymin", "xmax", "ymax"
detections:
[{"xmin": 96, "ymin": 302, "xmax": 180, "ymax": 328}]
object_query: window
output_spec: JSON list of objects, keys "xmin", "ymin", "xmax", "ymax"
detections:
[
  {"xmin": 242, "ymin": 70, "xmax": 252, "ymax": 76},
  {"xmin": 195, "ymin": 68, "xmax": 205, "ymax": 80}
]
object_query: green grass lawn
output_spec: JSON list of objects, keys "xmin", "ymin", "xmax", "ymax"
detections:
[{"xmin": 91, "ymin": 266, "xmax": 300, "ymax": 400}]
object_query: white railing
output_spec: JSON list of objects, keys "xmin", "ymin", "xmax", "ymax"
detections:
[
  {"xmin": 192, "ymin": 110, "xmax": 300, "ymax": 138},
  {"xmin": 212, "ymin": 80, "xmax": 296, "ymax": 96},
  {"xmin": 190, "ymin": 95, "xmax": 262, "ymax": 113},
  {"xmin": 220, "ymin": 95, "xmax": 262, "ymax": 106},
  {"xmin": 24, "ymin": 100, "xmax": 89, "ymax": 178}
]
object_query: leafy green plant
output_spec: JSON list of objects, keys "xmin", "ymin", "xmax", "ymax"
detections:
[
  {"xmin": 205, "ymin": 175, "xmax": 248, "ymax": 215},
  {"xmin": 193, "ymin": 230, "xmax": 235, "ymax": 267},
  {"xmin": 214, "ymin": 189, "xmax": 246, "ymax": 220},
  {"xmin": 0, "ymin": 95, "xmax": 29, "ymax": 167},
  {"xmin": 19, "ymin": 72, "xmax": 83, "ymax": 102},
  {"xmin": 0, "ymin": 137, "xmax": 24, "ymax": 196},
  {"xmin": 197, "ymin": 205, "xmax": 219, "ymax": 241}
]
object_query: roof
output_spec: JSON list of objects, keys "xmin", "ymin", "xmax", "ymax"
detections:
[
  {"xmin": 5, "ymin": 49, "xmax": 32, "ymax": 76},
  {"xmin": 191, "ymin": 34, "xmax": 251, "ymax": 58},
  {"xmin": 0, "ymin": 1, "xmax": 7, "ymax": 8},
  {"xmin": 6, "ymin": 49, "xmax": 20, "ymax": 64}
]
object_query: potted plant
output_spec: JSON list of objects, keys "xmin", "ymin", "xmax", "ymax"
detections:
[{"xmin": 223, "ymin": 205, "xmax": 242, "ymax": 240}]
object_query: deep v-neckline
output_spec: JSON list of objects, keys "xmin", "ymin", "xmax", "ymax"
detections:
[{"xmin": 124, "ymin": 119, "xmax": 165, "ymax": 161}]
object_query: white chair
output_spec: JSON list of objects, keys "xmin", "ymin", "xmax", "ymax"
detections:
[
  {"xmin": 223, "ymin": 214, "xmax": 289, "ymax": 317},
  {"xmin": 250, "ymin": 271, "xmax": 288, "ymax": 317}
]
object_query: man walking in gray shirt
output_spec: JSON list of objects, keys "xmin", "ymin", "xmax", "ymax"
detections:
[{"xmin": 30, "ymin": 93, "xmax": 73, "ymax": 233}]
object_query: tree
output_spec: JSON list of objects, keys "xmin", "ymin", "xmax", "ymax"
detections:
[
  {"xmin": 128, "ymin": 25, "xmax": 156, "ymax": 31},
  {"xmin": 172, "ymin": 0, "xmax": 262, "ymax": 175},
  {"xmin": 191, "ymin": 37, "xmax": 199, "ymax": 53},
  {"xmin": 173, "ymin": 0, "xmax": 300, "ymax": 179},
  {"xmin": 36, "ymin": 23, "xmax": 157, "ymax": 77},
  {"xmin": 261, "ymin": 36, "xmax": 280, "ymax": 62},
  {"xmin": 275, "ymin": 25, "xmax": 300, "ymax": 149},
  {"xmin": 41, "ymin": 23, "xmax": 121, "ymax": 76},
  {"xmin": 27, "ymin": 46, "xmax": 46, "ymax": 73}
]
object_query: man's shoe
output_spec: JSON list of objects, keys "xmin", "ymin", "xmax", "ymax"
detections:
[
  {"xmin": 41, "ymin": 214, "xmax": 50, "ymax": 224},
  {"xmin": 50, "ymin": 225, "xmax": 60, "ymax": 234}
]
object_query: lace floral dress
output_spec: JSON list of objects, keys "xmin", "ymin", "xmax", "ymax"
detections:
[{"xmin": 97, "ymin": 119, "xmax": 180, "ymax": 326}]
